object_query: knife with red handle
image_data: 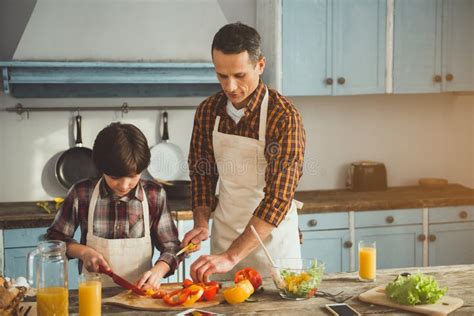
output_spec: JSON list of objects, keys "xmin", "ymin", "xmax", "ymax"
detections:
[{"xmin": 98, "ymin": 265, "xmax": 146, "ymax": 296}]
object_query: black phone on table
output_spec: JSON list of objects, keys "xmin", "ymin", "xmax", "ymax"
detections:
[{"xmin": 325, "ymin": 303, "xmax": 361, "ymax": 316}]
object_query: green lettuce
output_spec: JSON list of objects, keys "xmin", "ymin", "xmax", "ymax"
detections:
[{"xmin": 385, "ymin": 272, "xmax": 447, "ymax": 305}]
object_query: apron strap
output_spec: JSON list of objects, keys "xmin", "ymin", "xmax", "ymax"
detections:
[
  {"xmin": 213, "ymin": 116, "xmax": 221, "ymax": 132},
  {"xmin": 258, "ymin": 88, "xmax": 269, "ymax": 142}
]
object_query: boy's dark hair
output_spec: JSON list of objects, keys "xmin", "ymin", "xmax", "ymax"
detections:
[
  {"xmin": 93, "ymin": 122, "xmax": 150, "ymax": 177},
  {"xmin": 211, "ymin": 22, "xmax": 263, "ymax": 63}
]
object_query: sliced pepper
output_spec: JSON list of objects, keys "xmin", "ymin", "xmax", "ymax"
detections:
[
  {"xmin": 234, "ymin": 267, "xmax": 263, "ymax": 291},
  {"xmin": 182, "ymin": 285, "xmax": 204, "ymax": 307},
  {"xmin": 163, "ymin": 289, "xmax": 190, "ymax": 306},
  {"xmin": 182, "ymin": 279, "xmax": 220, "ymax": 301},
  {"xmin": 223, "ymin": 280, "xmax": 254, "ymax": 305}
]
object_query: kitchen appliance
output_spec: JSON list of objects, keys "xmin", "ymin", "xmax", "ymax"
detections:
[{"xmin": 346, "ymin": 161, "xmax": 387, "ymax": 192}]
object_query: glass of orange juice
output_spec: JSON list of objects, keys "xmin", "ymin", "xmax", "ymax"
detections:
[
  {"xmin": 358, "ymin": 240, "xmax": 376, "ymax": 282},
  {"xmin": 79, "ymin": 273, "xmax": 102, "ymax": 316}
]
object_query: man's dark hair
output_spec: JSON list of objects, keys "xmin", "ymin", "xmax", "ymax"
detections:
[
  {"xmin": 93, "ymin": 122, "xmax": 150, "ymax": 177},
  {"xmin": 211, "ymin": 22, "xmax": 263, "ymax": 63}
]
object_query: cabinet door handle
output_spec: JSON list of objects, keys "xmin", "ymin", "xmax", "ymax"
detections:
[
  {"xmin": 337, "ymin": 77, "xmax": 346, "ymax": 85},
  {"xmin": 459, "ymin": 211, "xmax": 468, "ymax": 219},
  {"xmin": 344, "ymin": 241, "xmax": 353, "ymax": 248},
  {"xmin": 307, "ymin": 219, "xmax": 318, "ymax": 227},
  {"xmin": 433, "ymin": 75, "xmax": 442, "ymax": 83},
  {"xmin": 385, "ymin": 216, "xmax": 395, "ymax": 224},
  {"xmin": 445, "ymin": 73, "xmax": 454, "ymax": 82},
  {"xmin": 418, "ymin": 234, "xmax": 426, "ymax": 242},
  {"xmin": 325, "ymin": 78, "xmax": 333, "ymax": 85},
  {"xmin": 429, "ymin": 234, "xmax": 437, "ymax": 242}
]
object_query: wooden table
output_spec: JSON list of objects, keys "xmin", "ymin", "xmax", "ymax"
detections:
[{"xmin": 56, "ymin": 264, "xmax": 473, "ymax": 315}]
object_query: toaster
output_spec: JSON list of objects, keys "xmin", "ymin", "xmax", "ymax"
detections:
[{"xmin": 346, "ymin": 161, "xmax": 387, "ymax": 192}]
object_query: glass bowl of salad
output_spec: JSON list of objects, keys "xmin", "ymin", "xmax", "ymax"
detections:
[{"xmin": 271, "ymin": 258, "xmax": 325, "ymax": 300}]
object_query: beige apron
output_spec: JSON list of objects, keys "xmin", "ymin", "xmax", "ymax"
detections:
[
  {"xmin": 211, "ymin": 88, "xmax": 302, "ymax": 279},
  {"xmin": 86, "ymin": 178, "xmax": 153, "ymax": 287}
]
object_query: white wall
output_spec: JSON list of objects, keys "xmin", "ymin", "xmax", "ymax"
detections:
[{"xmin": 1, "ymin": 92, "xmax": 473, "ymax": 202}]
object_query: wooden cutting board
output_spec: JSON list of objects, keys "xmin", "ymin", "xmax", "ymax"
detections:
[
  {"xmin": 359, "ymin": 286, "xmax": 464, "ymax": 316},
  {"xmin": 103, "ymin": 283, "xmax": 224, "ymax": 311}
]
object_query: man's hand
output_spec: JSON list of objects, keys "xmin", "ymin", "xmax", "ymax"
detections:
[
  {"xmin": 79, "ymin": 246, "xmax": 109, "ymax": 272},
  {"xmin": 190, "ymin": 253, "xmax": 237, "ymax": 282},
  {"xmin": 181, "ymin": 226, "xmax": 209, "ymax": 253},
  {"xmin": 137, "ymin": 261, "xmax": 170, "ymax": 290}
]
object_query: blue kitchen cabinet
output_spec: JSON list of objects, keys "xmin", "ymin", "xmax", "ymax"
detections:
[
  {"xmin": 282, "ymin": 0, "xmax": 386, "ymax": 96},
  {"xmin": 355, "ymin": 225, "xmax": 424, "ymax": 270},
  {"xmin": 3, "ymin": 227, "xmax": 80, "ymax": 289},
  {"xmin": 428, "ymin": 206, "xmax": 474, "ymax": 266},
  {"xmin": 442, "ymin": 0, "xmax": 474, "ymax": 91},
  {"xmin": 355, "ymin": 209, "xmax": 423, "ymax": 269},
  {"xmin": 394, "ymin": 0, "xmax": 473, "ymax": 93},
  {"xmin": 299, "ymin": 213, "xmax": 350, "ymax": 272}
]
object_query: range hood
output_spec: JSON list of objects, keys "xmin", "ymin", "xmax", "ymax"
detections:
[{"xmin": 0, "ymin": 0, "xmax": 253, "ymax": 98}]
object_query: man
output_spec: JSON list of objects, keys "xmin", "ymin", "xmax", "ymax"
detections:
[{"xmin": 183, "ymin": 22, "xmax": 305, "ymax": 281}]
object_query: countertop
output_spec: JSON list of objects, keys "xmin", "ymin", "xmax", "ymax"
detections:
[
  {"xmin": 21, "ymin": 264, "xmax": 474, "ymax": 315},
  {"xmin": 1, "ymin": 184, "xmax": 473, "ymax": 229}
]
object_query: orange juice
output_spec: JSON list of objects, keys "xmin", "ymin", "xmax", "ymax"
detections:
[
  {"xmin": 37, "ymin": 287, "xmax": 69, "ymax": 316},
  {"xmin": 359, "ymin": 247, "xmax": 376, "ymax": 281},
  {"xmin": 79, "ymin": 278, "xmax": 101, "ymax": 316}
]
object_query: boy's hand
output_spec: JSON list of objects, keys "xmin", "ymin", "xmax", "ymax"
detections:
[
  {"xmin": 81, "ymin": 247, "xmax": 109, "ymax": 272},
  {"xmin": 137, "ymin": 261, "xmax": 169, "ymax": 290},
  {"xmin": 181, "ymin": 226, "xmax": 209, "ymax": 253}
]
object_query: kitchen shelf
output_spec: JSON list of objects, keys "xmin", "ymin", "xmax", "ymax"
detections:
[{"xmin": 0, "ymin": 61, "xmax": 220, "ymax": 98}]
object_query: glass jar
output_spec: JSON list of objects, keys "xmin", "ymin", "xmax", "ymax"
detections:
[{"xmin": 28, "ymin": 240, "xmax": 69, "ymax": 316}]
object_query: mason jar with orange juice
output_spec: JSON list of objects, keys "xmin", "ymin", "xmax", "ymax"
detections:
[
  {"xmin": 27, "ymin": 241, "xmax": 69, "ymax": 316},
  {"xmin": 358, "ymin": 240, "xmax": 376, "ymax": 282}
]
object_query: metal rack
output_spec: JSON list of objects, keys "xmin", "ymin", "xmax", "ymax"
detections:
[{"xmin": 4, "ymin": 103, "xmax": 197, "ymax": 118}]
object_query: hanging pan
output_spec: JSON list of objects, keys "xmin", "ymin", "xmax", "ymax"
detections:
[
  {"xmin": 55, "ymin": 115, "xmax": 99, "ymax": 190},
  {"xmin": 148, "ymin": 111, "xmax": 187, "ymax": 182}
]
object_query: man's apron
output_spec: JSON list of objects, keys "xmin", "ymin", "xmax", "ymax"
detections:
[
  {"xmin": 85, "ymin": 178, "xmax": 153, "ymax": 287},
  {"xmin": 211, "ymin": 88, "xmax": 301, "ymax": 279}
]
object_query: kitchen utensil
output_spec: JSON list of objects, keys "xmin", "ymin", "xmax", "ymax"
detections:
[
  {"xmin": 98, "ymin": 265, "xmax": 145, "ymax": 296},
  {"xmin": 175, "ymin": 242, "xmax": 197, "ymax": 257},
  {"xmin": 359, "ymin": 286, "xmax": 463, "ymax": 315},
  {"xmin": 418, "ymin": 178, "xmax": 448, "ymax": 188},
  {"xmin": 27, "ymin": 241, "xmax": 69, "ymax": 315},
  {"xmin": 250, "ymin": 225, "xmax": 276, "ymax": 267},
  {"xmin": 55, "ymin": 115, "xmax": 99, "ymax": 189},
  {"xmin": 103, "ymin": 283, "xmax": 223, "ymax": 311},
  {"xmin": 148, "ymin": 111, "xmax": 188, "ymax": 182},
  {"xmin": 346, "ymin": 161, "xmax": 387, "ymax": 192}
]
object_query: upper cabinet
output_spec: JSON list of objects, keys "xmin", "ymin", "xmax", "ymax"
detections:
[
  {"xmin": 282, "ymin": 0, "xmax": 386, "ymax": 96},
  {"xmin": 394, "ymin": 0, "xmax": 474, "ymax": 93}
]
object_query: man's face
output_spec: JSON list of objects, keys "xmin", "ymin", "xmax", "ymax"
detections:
[
  {"xmin": 103, "ymin": 173, "xmax": 141, "ymax": 197},
  {"xmin": 212, "ymin": 49, "xmax": 265, "ymax": 107}
]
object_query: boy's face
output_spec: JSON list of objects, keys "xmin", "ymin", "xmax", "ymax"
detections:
[{"xmin": 103, "ymin": 174, "xmax": 141, "ymax": 197}]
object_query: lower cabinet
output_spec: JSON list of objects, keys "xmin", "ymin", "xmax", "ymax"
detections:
[
  {"xmin": 428, "ymin": 205, "xmax": 474, "ymax": 266},
  {"xmin": 3, "ymin": 227, "xmax": 80, "ymax": 289},
  {"xmin": 355, "ymin": 225, "xmax": 423, "ymax": 270}
]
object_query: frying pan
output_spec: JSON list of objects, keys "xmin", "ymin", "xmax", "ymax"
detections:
[
  {"xmin": 147, "ymin": 111, "xmax": 187, "ymax": 182},
  {"xmin": 55, "ymin": 115, "xmax": 99, "ymax": 190}
]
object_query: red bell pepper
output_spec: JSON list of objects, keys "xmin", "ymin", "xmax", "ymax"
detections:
[
  {"xmin": 182, "ymin": 278, "xmax": 220, "ymax": 301},
  {"xmin": 234, "ymin": 267, "xmax": 263, "ymax": 291},
  {"xmin": 163, "ymin": 289, "xmax": 191, "ymax": 306}
]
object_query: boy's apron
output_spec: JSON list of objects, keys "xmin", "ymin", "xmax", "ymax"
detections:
[
  {"xmin": 86, "ymin": 178, "xmax": 152, "ymax": 287},
  {"xmin": 211, "ymin": 88, "xmax": 302, "ymax": 279}
]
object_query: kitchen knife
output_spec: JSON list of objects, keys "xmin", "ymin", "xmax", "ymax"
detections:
[{"xmin": 98, "ymin": 265, "xmax": 146, "ymax": 296}]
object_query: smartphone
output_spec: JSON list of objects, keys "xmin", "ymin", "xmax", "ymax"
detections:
[{"xmin": 325, "ymin": 303, "xmax": 361, "ymax": 316}]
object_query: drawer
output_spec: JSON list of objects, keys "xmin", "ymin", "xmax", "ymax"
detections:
[
  {"xmin": 355, "ymin": 209, "xmax": 422, "ymax": 228},
  {"xmin": 429, "ymin": 206, "xmax": 474, "ymax": 224},
  {"xmin": 298, "ymin": 212, "xmax": 349, "ymax": 231},
  {"xmin": 4, "ymin": 227, "xmax": 48, "ymax": 248}
]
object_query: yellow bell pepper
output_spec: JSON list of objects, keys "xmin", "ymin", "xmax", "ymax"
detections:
[
  {"xmin": 223, "ymin": 279, "xmax": 254, "ymax": 305},
  {"xmin": 182, "ymin": 285, "xmax": 204, "ymax": 307}
]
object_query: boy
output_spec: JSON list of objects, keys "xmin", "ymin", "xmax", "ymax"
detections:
[{"xmin": 46, "ymin": 122, "xmax": 181, "ymax": 289}]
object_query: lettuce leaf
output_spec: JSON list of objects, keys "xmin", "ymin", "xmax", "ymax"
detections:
[{"xmin": 385, "ymin": 272, "xmax": 447, "ymax": 305}]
